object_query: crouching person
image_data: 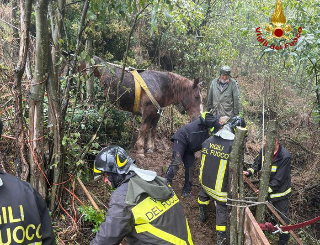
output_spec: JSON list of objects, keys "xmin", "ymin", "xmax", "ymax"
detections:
[
  {"xmin": 91, "ymin": 145, "xmax": 194, "ymax": 245},
  {"xmin": 166, "ymin": 112, "xmax": 229, "ymax": 197},
  {"xmin": 197, "ymin": 117, "xmax": 246, "ymax": 245}
]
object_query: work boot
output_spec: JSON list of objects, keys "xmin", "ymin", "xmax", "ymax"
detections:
[
  {"xmin": 181, "ymin": 172, "xmax": 193, "ymax": 197},
  {"xmin": 217, "ymin": 231, "xmax": 227, "ymax": 245},
  {"xmin": 198, "ymin": 204, "xmax": 208, "ymax": 223},
  {"xmin": 278, "ymin": 233, "xmax": 290, "ymax": 245},
  {"xmin": 182, "ymin": 163, "xmax": 195, "ymax": 197},
  {"xmin": 181, "ymin": 183, "xmax": 192, "ymax": 197}
]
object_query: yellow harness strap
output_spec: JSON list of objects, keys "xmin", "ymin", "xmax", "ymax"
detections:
[
  {"xmin": 133, "ymin": 71, "xmax": 142, "ymax": 114},
  {"xmin": 131, "ymin": 70, "xmax": 162, "ymax": 115}
]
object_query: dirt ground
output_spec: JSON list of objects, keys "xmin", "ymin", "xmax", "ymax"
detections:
[{"xmin": 129, "ymin": 136, "xmax": 219, "ymax": 245}]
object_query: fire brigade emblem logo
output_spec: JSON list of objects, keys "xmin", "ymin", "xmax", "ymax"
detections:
[
  {"xmin": 255, "ymin": 0, "xmax": 302, "ymax": 50},
  {"xmin": 265, "ymin": 0, "xmax": 292, "ymax": 40}
]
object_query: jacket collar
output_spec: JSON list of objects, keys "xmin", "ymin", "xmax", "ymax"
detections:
[{"xmin": 273, "ymin": 144, "xmax": 285, "ymax": 163}]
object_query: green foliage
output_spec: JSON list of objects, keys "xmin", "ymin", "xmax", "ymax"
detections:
[
  {"xmin": 61, "ymin": 105, "xmax": 133, "ymax": 176},
  {"xmin": 104, "ymin": 107, "xmax": 132, "ymax": 147},
  {"xmin": 78, "ymin": 206, "xmax": 106, "ymax": 233},
  {"xmin": 311, "ymin": 106, "xmax": 320, "ymax": 125}
]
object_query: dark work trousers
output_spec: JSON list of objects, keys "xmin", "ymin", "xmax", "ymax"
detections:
[
  {"xmin": 271, "ymin": 198, "xmax": 290, "ymax": 245},
  {"xmin": 172, "ymin": 139, "xmax": 195, "ymax": 193},
  {"xmin": 198, "ymin": 188, "xmax": 227, "ymax": 231}
]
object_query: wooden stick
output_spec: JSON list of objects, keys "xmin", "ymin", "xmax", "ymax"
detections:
[
  {"xmin": 77, "ymin": 177, "xmax": 101, "ymax": 213},
  {"xmin": 243, "ymin": 175, "xmax": 304, "ymax": 245},
  {"xmin": 77, "ymin": 178, "xmax": 123, "ymax": 244},
  {"xmin": 243, "ymin": 175, "xmax": 259, "ymax": 193},
  {"xmin": 256, "ymin": 120, "xmax": 277, "ymax": 223},
  {"xmin": 244, "ymin": 207, "xmax": 270, "ymax": 245},
  {"xmin": 228, "ymin": 126, "xmax": 247, "ymax": 245}
]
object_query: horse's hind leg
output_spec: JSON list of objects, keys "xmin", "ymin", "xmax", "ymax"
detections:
[
  {"xmin": 135, "ymin": 114, "xmax": 153, "ymax": 155},
  {"xmin": 146, "ymin": 116, "xmax": 160, "ymax": 153}
]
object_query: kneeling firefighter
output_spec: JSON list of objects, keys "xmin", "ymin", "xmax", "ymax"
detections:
[
  {"xmin": 91, "ymin": 146, "xmax": 194, "ymax": 245},
  {"xmin": 166, "ymin": 112, "xmax": 229, "ymax": 197},
  {"xmin": 197, "ymin": 116, "xmax": 246, "ymax": 245}
]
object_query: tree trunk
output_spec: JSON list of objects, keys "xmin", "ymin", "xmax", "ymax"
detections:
[
  {"xmin": 11, "ymin": 0, "xmax": 19, "ymax": 58},
  {"xmin": 314, "ymin": 65, "xmax": 320, "ymax": 126},
  {"xmin": 255, "ymin": 120, "xmax": 278, "ymax": 223},
  {"xmin": 85, "ymin": 38, "xmax": 94, "ymax": 103},
  {"xmin": 29, "ymin": 0, "xmax": 50, "ymax": 198},
  {"xmin": 47, "ymin": 57, "xmax": 63, "ymax": 211},
  {"xmin": 238, "ymin": 145, "xmax": 245, "ymax": 245},
  {"xmin": 48, "ymin": 0, "xmax": 66, "ymax": 211},
  {"xmin": 26, "ymin": 52, "xmax": 33, "ymax": 80},
  {"xmin": 13, "ymin": 0, "xmax": 33, "ymax": 180},
  {"xmin": 228, "ymin": 127, "xmax": 247, "ymax": 245}
]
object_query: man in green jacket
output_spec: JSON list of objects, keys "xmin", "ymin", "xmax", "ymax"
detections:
[
  {"xmin": 206, "ymin": 66, "xmax": 241, "ymax": 118},
  {"xmin": 91, "ymin": 146, "xmax": 194, "ymax": 245}
]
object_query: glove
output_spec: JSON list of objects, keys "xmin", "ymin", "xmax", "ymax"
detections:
[{"xmin": 225, "ymin": 116, "xmax": 246, "ymax": 133}]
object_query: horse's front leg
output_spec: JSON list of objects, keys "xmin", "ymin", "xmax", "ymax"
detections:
[
  {"xmin": 135, "ymin": 115, "xmax": 152, "ymax": 155},
  {"xmin": 146, "ymin": 116, "xmax": 160, "ymax": 153}
]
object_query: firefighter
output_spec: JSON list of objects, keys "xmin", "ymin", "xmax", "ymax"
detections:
[
  {"xmin": 243, "ymin": 136, "xmax": 291, "ymax": 245},
  {"xmin": 197, "ymin": 116, "xmax": 246, "ymax": 245},
  {"xmin": 165, "ymin": 112, "xmax": 229, "ymax": 197},
  {"xmin": 91, "ymin": 145, "xmax": 194, "ymax": 245},
  {"xmin": 0, "ymin": 119, "xmax": 56, "ymax": 245}
]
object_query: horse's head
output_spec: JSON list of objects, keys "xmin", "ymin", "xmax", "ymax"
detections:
[
  {"xmin": 78, "ymin": 56, "xmax": 106, "ymax": 79},
  {"xmin": 182, "ymin": 78, "xmax": 203, "ymax": 121}
]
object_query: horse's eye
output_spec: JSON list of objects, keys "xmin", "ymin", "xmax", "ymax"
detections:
[{"xmin": 195, "ymin": 95, "xmax": 200, "ymax": 99}]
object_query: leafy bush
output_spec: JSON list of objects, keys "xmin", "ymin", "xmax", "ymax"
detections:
[{"xmin": 78, "ymin": 206, "xmax": 106, "ymax": 233}]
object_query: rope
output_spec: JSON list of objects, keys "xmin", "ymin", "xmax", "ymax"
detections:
[
  {"xmin": 226, "ymin": 197, "xmax": 269, "ymax": 208},
  {"xmin": 259, "ymin": 215, "xmax": 320, "ymax": 233}
]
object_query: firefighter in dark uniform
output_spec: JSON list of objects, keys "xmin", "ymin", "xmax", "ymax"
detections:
[
  {"xmin": 91, "ymin": 145, "xmax": 194, "ymax": 245},
  {"xmin": 197, "ymin": 116, "xmax": 246, "ymax": 245},
  {"xmin": 243, "ymin": 136, "xmax": 291, "ymax": 245},
  {"xmin": 166, "ymin": 112, "xmax": 229, "ymax": 197},
  {"xmin": 0, "ymin": 119, "xmax": 56, "ymax": 245}
]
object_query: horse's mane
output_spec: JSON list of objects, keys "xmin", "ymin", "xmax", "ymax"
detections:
[{"xmin": 168, "ymin": 72, "xmax": 194, "ymax": 101}]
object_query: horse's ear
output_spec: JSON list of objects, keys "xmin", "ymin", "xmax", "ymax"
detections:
[{"xmin": 193, "ymin": 78, "xmax": 200, "ymax": 88}]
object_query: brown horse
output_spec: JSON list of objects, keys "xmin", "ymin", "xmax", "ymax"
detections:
[{"xmin": 84, "ymin": 56, "xmax": 203, "ymax": 155}]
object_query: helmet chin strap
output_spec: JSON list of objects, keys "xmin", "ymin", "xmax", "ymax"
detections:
[{"xmin": 105, "ymin": 172, "xmax": 126, "ymax": 188}]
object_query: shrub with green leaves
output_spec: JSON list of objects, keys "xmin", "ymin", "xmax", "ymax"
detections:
[{"xmin": 78, "ymin": 205, "xmax": 106, "ymax": 233}]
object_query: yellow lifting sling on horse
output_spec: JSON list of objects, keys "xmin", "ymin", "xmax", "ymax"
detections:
[{"xmin": 131, "ymin": 70, "xmax": 163, "ymax": 116}]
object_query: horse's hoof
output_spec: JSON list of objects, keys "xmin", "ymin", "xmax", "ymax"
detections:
[{"xmin": 146, "ymin": 149, "xmax": 153, "ymax": 153}]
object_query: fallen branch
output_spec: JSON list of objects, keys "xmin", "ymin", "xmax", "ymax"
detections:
[{"xmin": 77, "ymin": 177, "xmax": 101, "ymax": 213}]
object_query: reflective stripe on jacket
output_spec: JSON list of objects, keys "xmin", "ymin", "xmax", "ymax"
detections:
[
  {"xmin": 91, "ymin": 174, "xmax": 193, "ymax": 245},
  {"xmin": 206, "ymin": 77, "xmax": 241, "ymax": 117},
  {"xmin": 247, "ymin": 144, "xmax": 291, "ymax": 201},
  {"xmin": 199, "ymin": 135, "xmax": 234, "ymax": 204}
]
